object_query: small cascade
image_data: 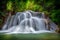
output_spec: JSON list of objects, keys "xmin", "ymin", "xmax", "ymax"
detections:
[{"xmin": 0, "ymin": 10, "xmax": 57, "ymax": 34}]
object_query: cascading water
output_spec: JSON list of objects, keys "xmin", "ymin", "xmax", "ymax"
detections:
[{"xmin": 0, "ymin": 10, "xmax": 57, "ymax": 34}]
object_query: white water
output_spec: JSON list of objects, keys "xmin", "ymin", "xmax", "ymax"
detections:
[{"xmin": 0, "ymin": 10, "xmax": 57, "ymax": 34}]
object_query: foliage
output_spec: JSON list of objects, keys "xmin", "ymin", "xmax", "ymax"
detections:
[
  {"xmin": 6, "ymin": 1, "xmax": 13, "ymax": 11},
  {"xmin": 0, "ymin": 12, "xmax": 6, "ymax": 25},
  {"xmin": 10, "ymin": 0, "xmax": 44, "ymax": 12},
  {"xmin": 0, "ymin": 0, "xmax": 60, "ymax": 27},
  {"xmin": 50, "ymin": 10, "xmax": 60, "ymax": 25}
]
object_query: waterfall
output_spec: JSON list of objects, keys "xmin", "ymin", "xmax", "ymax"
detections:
[{"xmin": 0, "ymin": 10, "xmax": 57, "ymax": 34}]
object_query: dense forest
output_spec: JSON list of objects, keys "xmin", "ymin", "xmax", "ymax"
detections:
[{"xmin": 0, "ymin": 0, "xmax": 60, "ymax": 32}]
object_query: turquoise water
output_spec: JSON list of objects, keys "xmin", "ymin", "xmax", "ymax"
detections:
[{"xmin": 0, "ymin": 33, "xmax": 60, "ymax": 40}]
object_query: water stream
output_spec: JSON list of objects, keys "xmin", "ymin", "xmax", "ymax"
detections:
[{"xmin": 0, "ymin": 10, "xmax": 57, "ymax": 34}]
